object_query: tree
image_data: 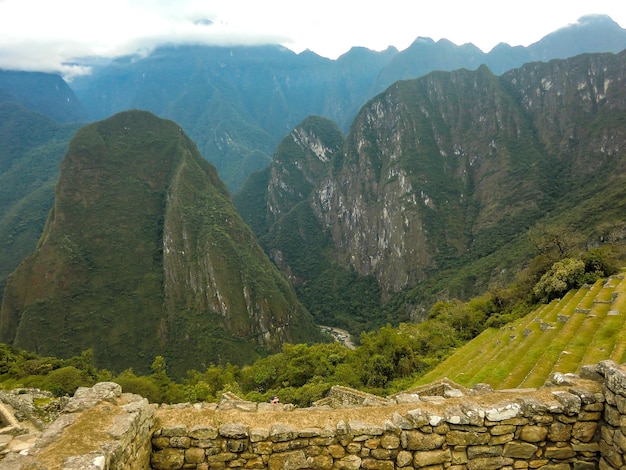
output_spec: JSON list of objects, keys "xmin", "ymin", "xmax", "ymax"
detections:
[
  {"xmin": 528, "ymin": 225, "xmax": 581, "ymax": 263},
  {"xmin": 533, "ymin": 258, "xmax": 585, "ymax": 302}
]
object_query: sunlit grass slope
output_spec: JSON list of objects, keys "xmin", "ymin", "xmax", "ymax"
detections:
[{"xmin": 415, "ymin": 272, "xmax": 626, "ymax": 389}]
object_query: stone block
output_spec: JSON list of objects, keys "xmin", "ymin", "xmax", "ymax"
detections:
[
  {"xmin": 151, "ymin": 448, "xmax": 185, "ymax": 470},
  {"xmin": 348, "ymin": 420, "xmax": 383, "ymax": 436},
  {"xmin": 298, "ymin": 427, "xmax": 322, "ymax": 438},
  {"xmin": 539, "ymin": 464, "xmax": 570, "ymax": 470},
  {"xmin": 616, "ymin": 394, "xmax": 626, "ymax": 414},
  {"xmin": 603, "ymin": 363, "xmax": 626, "ymax": 396},
  {"xmin": 370, "ymin": 448, "xmax": 393, "ymax": 459},
  {"xmin": 161, "ymin": 425, "xmax": 188, "ymax": 437},
  {"xmin": 489, "ymin": 433, "xmax": 514, "ymax": 445},
  {"xmin": 614, "ymin": 429, "xmax": 626, "ymax": 453},
  {"xmin": 249, "ymin": 428, "xmax": 269, "ymax": 442},
  {"xmin": 446, "ymin": 430, "xmax": 490, "ymax": 446},
  {"xmin": 219, "ymin": 422, "xmax": 249, "ymax": 439},
  {"xmin": 334, "ymin": 454, "xmax": 362, "ymax": 470},
  {"xmin": 467, "ymin": 445, "xmax": 503, "ymax": 459},
  {"xmin": 361, "ymin": 458, "xmax": 395, "ymax": 470},
  {"xmin": 184, "ymin": 447, "xmax": 205, "ymax": 464},
  {"xmin": 152, "ymin": 436, "xmax": 171, "ymax": 449},
  {"xmin": 328, "ymin": 444, "xmax": 346, "ymax": 458},
  {"xmin": 573, "ymin": 461, "xmax": 598, "ymax": 470},
  {"xmin": 401, "ymin": 430, "xmax": 445, "ymax": 450},
  {"xmin": 484, "ymin": 402, "xmax": 521, "ymax": 421},
  {"xmin": 169, "ymin": 436, "xmax": 190, "ymax": 448},
  {"xmin": 548, "ymin": 421, "xmax": 572, "ymax": 442},
  {"xmin": 394, "ymin": 412, "xmax": 415, "ymax": 429},
  {"xmin": 309, "ymin": 436, "xmax": 336, "ymax": 446},
  {"xmin": 544, "ymin": 445, "xmax": 575, "ymax": 459},
  {"xmin": 307, "ymin": 454, "xmax": 333, "ymax": 470},
  {"xmin": 572, "ymin": 421, "xmax": 598, "ymax": 442},
  {"xmin": 451, "ymin": 446, "xmax": 468, "ymax": 464},
  {"xmin": 244, "ymin": 456, "xmax": 265, "ymax": 469},
  {"xmin": 268, "ymin": 450, "xmax": 308, "ymax": 470},
  {"xmin": 490, "ymin": 424, "xmax": 516, "ymax": 436},
  {"xmin": 520, "ymin": 425, "xmax": 548, "ymax": 443},
  {"xmin": 396, "ymin": 450, "xmax": 413, "ymax": 467},
  {"xmin": 270, "ymin": 424, "xmax": 298, "ymax": 442},
  {"xmin": 412, "ymin": 449, "xmax": 450, "ymax": 467},
  {"xmin": 466, "ymin": 456, "xmax": 513, "ymax": 470},
  {"xmin": 552, "ymin": 391, "xmax": 582, "ymax": 415},
  {"xmin": 251, "ymin": 441, "xmax": 273, "ymax": 455},
  {"xmin": 568, "ymin": 387, "xmax": 598, "ymax": 405},
  {"xmin": 604, "ymin": 404, "xmax": 621, "ymax": 427},
  {"xmin": 346, "ymin": 442, "xmax": 361, "ymax": 454},
  {"xmin": 364, "ymin": 438, "xmax": 380, "ymax": 449},
  {"xmin": 380, "ymin": 434, "xmax": 400, "ymax": 449},
  {"xmin": 189, "ymin": 425, "xmax": 218, "ymax": 440},
  {"xmin": 503, "ymin": 441, "xmax": 538, "ymax": 459},
  {"xmin": 206, "ymin": 452, "xmax": 238, "ymax": 463},
  {"xmin": 577, "ymin": 411, "xmax": 601, "ymax": 421}
]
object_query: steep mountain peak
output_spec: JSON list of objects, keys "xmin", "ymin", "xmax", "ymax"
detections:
[
  {"xmin": 528, "ymin": 14, "xmax": 626, "ymax": 61},
  {"xmin": 0, "ymin": 110, "xmax": 324, "ymax": 376}
]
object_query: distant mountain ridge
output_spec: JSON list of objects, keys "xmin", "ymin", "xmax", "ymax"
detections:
[
  {"xmin": 67, "ymin": 14, "xmax": 626, "ymax": 191},
  {"xmin": 0, "ymin": 70, "xmax": 86, "ymax": 123},
  {"xmin": 0, "ymin": 111, "xmax": 324, "ymax": 376}
]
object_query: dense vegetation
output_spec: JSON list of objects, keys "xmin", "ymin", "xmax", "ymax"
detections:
[
  {"xmin": 0, "ymin": 111, "xmax": 325, "ymax": 378},
  {"xmin": 1, "ymin": 241, "xmax": 619, "ymax": 407}
]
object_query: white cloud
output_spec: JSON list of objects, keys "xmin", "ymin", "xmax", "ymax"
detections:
[{"xmin": 0, "ymin": 0, "xmax": 625, "ymax": 79}]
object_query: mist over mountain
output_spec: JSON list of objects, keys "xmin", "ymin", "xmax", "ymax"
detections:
[{"xmin": 67, "ymin": 14, "xmax": 626, "ymax": 191}]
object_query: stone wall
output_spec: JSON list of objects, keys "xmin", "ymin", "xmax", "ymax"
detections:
[
  {"xmin": 4, "ymin": 361, "xmax": 626, "ymax": 469},
  {"xmin": 0, "ymin": 382, "xmax": 156, "ymax": 469},
  {"xmin": 150, "ymin": 383, "xmax": 603, "ymax": 469},
  {"xmin": 599, "ymin": 361, "xmax": 626, "ymax": 469}
]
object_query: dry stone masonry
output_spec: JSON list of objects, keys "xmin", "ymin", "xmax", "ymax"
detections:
[{"xmin": 4, "ymin": 361, "xmax": 626, "ymax": 468}]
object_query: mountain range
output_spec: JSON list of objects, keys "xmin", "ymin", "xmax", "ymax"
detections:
[
  {"xmin": 235, "ymin": 49, "xmax": 626, "ymax": 330},
  {"xmin": 69, "ymin": 14, "xmax": 626, "ymax": 191},
  {"xmin": 1, "ymin": 15, "xmax": 626, "ymax": 370},
  {"xmin": 2, "ymin": 14, "xmax": 625, "ymax": 293}
]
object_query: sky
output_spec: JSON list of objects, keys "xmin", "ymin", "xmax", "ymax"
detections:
[{"xmin": 1, "ymin": 0, "xmax": 626, "ymax": 80}]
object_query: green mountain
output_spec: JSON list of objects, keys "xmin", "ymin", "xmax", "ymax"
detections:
[
  {"xmin": 235, "ymin": 116, "xmax": 384, "ymax": 333},
  {"xmin": 0, "ymin": 110, "xmax": 324, "ymax": 377},
  {"xmin": 0, "ymin": 103, "xmax": 78, "ymax": 291},
  {"xmin": 236, "ymin": 50, "xmax": 626, "ymax": 329},
  {"xmin": 0, "ymin": 70, "xmax": 86, "ymax": 123}
]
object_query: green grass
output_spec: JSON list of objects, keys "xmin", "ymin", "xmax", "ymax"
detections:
[
  {"xmin": 514, "ymin": 289, "xmax": 592, "ymax": 388},
  {"xmin": 414, "ymin": 273, "xmax": 626, "ymax": 390}
]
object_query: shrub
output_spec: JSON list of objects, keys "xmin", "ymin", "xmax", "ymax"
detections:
[
  {"xmin": 43, "ymin": 366, "xmax": 92, "ymax": 396},
  {"xmin": 533, "ymin": 258, "xmax": 585, "ymax": 302}
]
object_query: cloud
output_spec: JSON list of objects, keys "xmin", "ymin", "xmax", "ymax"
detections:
[
  {"xmin": 0, "ymin": 0, "xmax": 291, "ymax": 78},
  {"xmin": 0, "ymin": 0, "xmax": 625, "ymax": 80}
]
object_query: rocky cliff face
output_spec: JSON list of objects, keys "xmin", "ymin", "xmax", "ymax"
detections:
[
  {"xmin": 0, "ymin": 110, "xmax": 323, "ymax": 376},
  {"xmin": 239, "ymin": 50, "xmax": 626, "ymax": 311}
]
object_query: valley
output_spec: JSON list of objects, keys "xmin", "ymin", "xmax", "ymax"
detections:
[{"xmin": 0, "ymin": 15, "xmax": 625, "ymax": 398}]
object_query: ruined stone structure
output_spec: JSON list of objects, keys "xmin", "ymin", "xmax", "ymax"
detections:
[{"xmin": 3, "ymin": 361, "xmax": 626, "ymax": 469}]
